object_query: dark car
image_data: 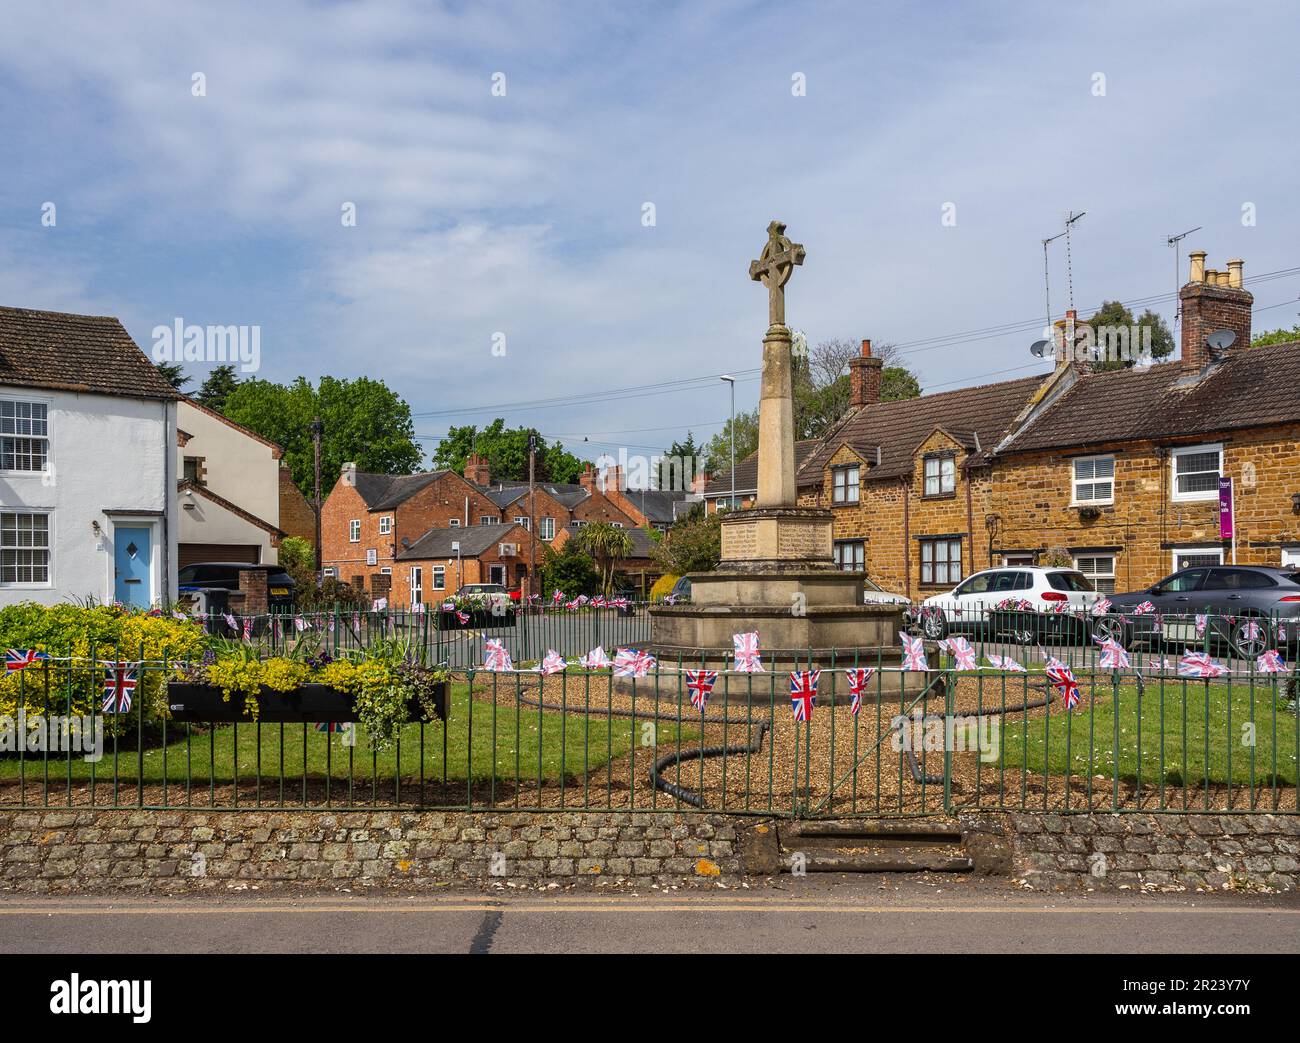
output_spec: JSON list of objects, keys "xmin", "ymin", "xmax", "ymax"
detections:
[
  {"xmin": 1098, "ymin": 565, "xmax": 1300, "ymax": 656},
  {"xmin": 666, "ymin": 575, "xmax": 692, "ymax": 602},
  {"xmin": 177, "ymin": 562, "xmax": 297, "ymax": 613}
]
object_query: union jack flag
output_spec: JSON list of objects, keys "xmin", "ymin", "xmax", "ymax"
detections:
[
  {"xmin": 580, "ymin": 646, "xmax": 612, "ymax": 669},
  {"xmin": 1094, "ymin": 635, "xmax": 1131, "ymax": 670},
  {"xmin": 845, "ymin": 667, "xmax": 875, "ymax": 716},
  {"xmin": 242, "ymin": 617, "xmax": 253, "ymax": 641},
  {"xmin": 372, "ymin": 597, "xmax": 387, "ymax": 612},
  {"xmin": 314, "ymin": 721, "xmax": 352, "ymax": 734},
  {"xmin": 1090, "ymin": 596, "xmax": 1112, "ymax": 617},
  {"xmin": 732, "ymin": 631, "xmax": 764, "ymax": 673},
  {"xmin": 939, "ymin": 635, "xmax": 977, "ymax": 670},
  {"xmin": 223, "ymin": 612, "xmax": 238, "ymax": 631},
  {"xmin": 5, "ymin": 649, "xmax": 48, "ymax": 673},
  {"xmin": 1241, "ymin": 620, "xmax": 1262, "ymax": 642},
  {"xmin": 1256, "ymin": 649, "xmax": 1288, "ymax": 675},
  {"xmin": 1044, "ymin": 657, "xmax": 1081, "ymax": 710},
  {"xmin": 295, "ymin": 616, "xmax": 309, "ymax": 632},
  {"xmin": 685, "ymin": 669, "xmax": 718, "ymax": 711},
  {"xmin": 1178, "ymin": 650, "xmax": 1227, "ymax": 679},
  {"xmin": 551, "ymin": 589, "xmax": 566, "ymax": 605},
  {"xmin": 591, "ymin": 596, "xmax": 606, "ymax": 608},
  {"xmin": 613, "ymin": 648, "xmax": 656, "ymax": 678},
  {"xmin": 102, "ymin": 662, "xmax": 137, "ymax": 714},
  {"xmin": 1195, "ymin": 614, "xmax": 1207, "ymax": 636},
  {"xmin": 538, "ymin": 650, "xmax": 567, "ymax": 675},
  {"xmin": 899, "ymin": 631, "xmax": 928, "ymax": 671},
  {"xmin": 483, "ymin": 639, "xmax": 513, "ymax": 672},
  {"xmin": 456, "ymin": 610, "xmax": 470, "ymax": 625},
  {"xmin": 1133, "ymin": 601, "xmax": 1155, "ymax": 615},
  {"xmin": 789, "ymin": 670, "xmax": 819, "ymax": 722},
  {"xmin": 987, "ymin": 653, "xmax": 1027, "ymax": 673}
]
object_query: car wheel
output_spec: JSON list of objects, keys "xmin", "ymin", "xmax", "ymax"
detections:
[
  {"xmin": 1091, "ymin": 616, "xmax": 1127, "ymax": 646},
  {"xmin": 1231, "ymin": 618, "xmax": 1267, "ymax": 659},
  {"xmin": 922, "ymin": 612, "xmax": 946, "ymax": 641}
]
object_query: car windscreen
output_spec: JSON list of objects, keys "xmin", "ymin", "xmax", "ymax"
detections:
[{"xmin": 1047, "ymin": 571, "xmax": 1095, "ymax": 592}]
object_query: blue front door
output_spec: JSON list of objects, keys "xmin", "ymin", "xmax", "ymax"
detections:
[{"xmin": 113, "ymin": 526, "xmax": 152, "ymax": 607}]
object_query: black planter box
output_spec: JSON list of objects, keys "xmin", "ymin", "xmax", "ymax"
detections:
[
  {"xmin": 436, "ymin": 607, "xmax": 516, "ymax": 631},
  {"xmin": 166, "ymin": 681, "xmax": 448, "ymax": 724}
]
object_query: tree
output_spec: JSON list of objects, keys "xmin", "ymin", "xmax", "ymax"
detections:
[
  {"xmin": 1251, "ymin": 325, "xmax": 1300, "ymax": 348},
  {"xmin": 540, "ymin": 543, "xmax": 599, "ymax": 598},
  {"xmin": 794, "ymin": 337, "xmax": 921, "ymax": 438},
  {"xmin": 154, "ymin": 361, "xmax": 191, "ymax": 391},
  {"xmin": 1083, "ymin": 301, "xmax": 1175, "ymax": 371},
  {"xmin": 222, "ymin": 376, "xmax": 423, "ymax": 496},
  {"xmin": 651, "ymin": 509, "xmax": 722, "ymax": 576},
  {"xmin": 278, "ymin": 536, "xmax": 314, "ymax": 572},
  {"xmin": 703, "ymin": 409, "xmax": 759, "ymax": 478},
  {"xmin": 196, "ymin": 365, "xmax": 241, "ymax": 412},
  {"xmin": 655, "ymin": 432, "xmax": 704, "ymax": 491},
  {"xmin": 573, "ymin": 522, "xmax": 634, "ymax": 598},
  {"xmin": 431, "ymin": 419, "xmax": 586, "ymax": 484}
]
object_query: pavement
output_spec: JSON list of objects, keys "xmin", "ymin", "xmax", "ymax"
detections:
[{"xmin": 3, "ymin": 876, "xmax": 1298, "ymax": 953}]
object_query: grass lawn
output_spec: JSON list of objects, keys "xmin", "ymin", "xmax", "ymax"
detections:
[
  {"xmin": 998, "ymin": 680, "xmax": 1299, "ymax": 787},
  {"xmin": 0, "ymin": 683, "xmax": 694, "ymax": 787}
]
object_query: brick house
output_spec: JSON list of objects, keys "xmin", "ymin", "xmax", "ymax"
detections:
[
  {"xmin": 393, "ymin": 522, "xmax": 537, "ymax": 605},
  {"xmin": 550, "ymin": 522, "xmax": 664, "ymax": 595},
  {"xmin": 713, "ymin": 254, "xmax": 1300, "ymax": 598},
  {"xmin": 461, "ymin": 454, "xmax": 637, "ymax": 540}
]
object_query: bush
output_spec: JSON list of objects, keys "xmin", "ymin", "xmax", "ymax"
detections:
[
  {"xmin": 649, "ymin": 573, "xmax": 680, "ymax": 601},
  {"xmin": 540, "ymin": 544, "xmax": 599, "ymax": 598},
  {"xmin": 278, "ymin": 536, "xmax": 314, "ymax": 572}
]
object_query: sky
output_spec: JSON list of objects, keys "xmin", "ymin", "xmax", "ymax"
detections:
[{"xmin": 3, "ymin": 0, "xmax": 1299, "ymax": 480}]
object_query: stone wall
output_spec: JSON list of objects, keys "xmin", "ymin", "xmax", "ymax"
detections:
[{"xmin": 0, "ymin": 810, "xmax": 744, "ymax": 894}]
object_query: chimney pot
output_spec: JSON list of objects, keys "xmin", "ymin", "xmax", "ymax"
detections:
[
  {"xmin": 1189, "ymin": 250, "xmax": 1206, "ymax": 283},
  {"xmin": 1179, "ymin": 252, "xmax": 1252, "ymax": 372},
  {"xmin": 1227, "ymin": 258, "xmax": 1244, "ymax": 289},
  {"xmin": 848, "ymin": 336, "xmax": 883, "ymax": 408},
  {"xmin": 860, "ymin": 338, "xmax": 872, "ymax": 357}
]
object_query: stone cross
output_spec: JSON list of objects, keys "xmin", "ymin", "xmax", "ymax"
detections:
[{"xmin": 749, "ymin": 220, "xmax": 806, "ymax": 327}]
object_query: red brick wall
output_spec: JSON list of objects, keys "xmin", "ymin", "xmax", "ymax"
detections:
[
  {"xmin": 392, "ymin": 523, "xmax": 538, "ymax": 603},
  {"xmin": 277, "ymin": 466, "xmax": 317, "ymax": 546}
]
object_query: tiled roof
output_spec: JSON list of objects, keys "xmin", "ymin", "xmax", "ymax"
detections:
[
  {"xmin": 0, "ymin": 306, "xmax": 180, "ymax": 401},
  {"xmin": 796, "ymin": 376, "xmax": 1044, "ymax": 485},
  {"xmin": 704, "ymin": 439, "xmax": 819, "ymax": 496},
  {"xmin": 397, "ymin": 523, "xmax": 523, "ymax": 560},
  {"xmin": 621, "ymin": 487, "xmax": 692, "ymax": 524},
  {"xmin": 1001, "ymin": 343, "xmax": 1300, "ymax": 453},
  {"xmin": 473, "ymin": 479, "xmax": 591, "ymax": 510},
  {"xmin": 352, "ymin": 470, "xmax": 452, "ymax": 510}
]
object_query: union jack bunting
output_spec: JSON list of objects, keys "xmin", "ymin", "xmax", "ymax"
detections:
[
  {"xmin": 1241, "ymin": 620, "xmax": 1262, "ymax": 642},
  {"xmin": 1178, "ymin": 650, "xmax": 1227, "ymax": 679},
  {"xmin": 372, "ymin": 597, "xmax": 387, "ymax": 611},
  {"xmin": 102, "ymin": 662, "xmax": 137, "ymax": 714},
  {"xmin": 1094, "ymin": 636, "xmax": 1131, "ymax": 670},
  {"xmin": 551, "ymin": 589, "xmax": 566, "ymax": 605},
  {"xmin": 899, "ymin": 632, "xmax": 928, "ymax": 671},
  {"xmin": 789, "ymin": 669, "xmax": 819, "ymax": 722},
  {"xmin": 575, "ymin": 595, "xmax": 590, "ymax": 607},
  {"xmin": 1195, "ymin": 614, "xmax": 1207, "ymax": 636},
  {"xmin": 1044, "ymin": 657, "xmax": 1081, "ymax": 710},
  {"xmin": 580, "ymin": 646, "xmax": 612, "ymax": 669},
  {"xmin": 565, "ymin": 599, "xmax": 581, "ymax": 611},
  {"xmin": 352, "ymin": 612, "xmax": 362, "ymax": 633},
  {"xmin": 845, "ymin": 667, "xmax": 876, "ymax": 716},
  {"xmin": 456, "ymin": 610, "xmax": 470, "ymax": 625},
  {"xmin": 5, "ymin": 649, "xmax": 49, "ymax": 673},
  {"xmin": 223, "ymin": 612, "xmax": 238, "ymax": 631},
  {"xmin": 538, "ymin": 650, "xmax": 567, "ymax": 675},
  {"xmin": 1133, "ymin": 601, "xmax": 1155, "ymax": 615},
  {"xmin": 613, "ymin": 648, "xmax": 656, "ymax": 678},
  {"xmin": 1090, "ymin": 596, "xmax": 1112, "ymax": 617},
  {"xmin": 295, "ymin": 616, "xmax": 309, "ymax": 632},
  {"xmin": 591, "ymin": 596, "xmax": 606, "ymax": 608},
  {"xmin": 483, "ymin": 639, "xmax": 513, "ymax": 672},
  {"xmin": 939, "ymin": 635, "xmax": 977, "ymax": 670},
  {"xmin": 1256, "ymin": 649, "xmax": 1288, "ymax": 674},
  {"xmin": 986, "ymin": 653, "xmax": 1027, "ymax": 673},
  {"xmin": 314, "ymin": 721, "xmax": 352, "ymax": 734},
  {"xmin": 242, "ymin": 617, "xmax": 253, "ymax": 641},
  {"xmin": 1279, "ymin": 622, "xmax": 1289, "ymax": 643},
  {"xmin": 685, "ymin": 669, "xmax": 718, "ymax": 711},
  {"xmin": 732, "ymin": 631, "xmax": 764, "ymax": 673}
]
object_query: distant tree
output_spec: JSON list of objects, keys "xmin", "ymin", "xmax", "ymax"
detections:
[
  {"xmin": 703, "ymin": 409, "xmax": 759, "ymax": 479},
  {"xmin": 651, "ymin": 510, "xmax": 722, "ymax": 576},
  {"xmin": 655, "ymin": 432, "xmax": 704, "ymax": 491},
  {"xmin": 195, "ymin": 364, "xmax": 241, "ymax": 412},
  {"xmin": 431, "ymin": 420, "xmax": 585, "ymax": 484},
  {"xmin": 794, "ymin": 337, "xmax": 921, "ymax": 438},
  {"xmin": 1084, "ymin": 301, "xmax": 1175, "ymax": 370},
  {"xmin": 1251, "ymin": 324, "xmax": 1300, "ymax": 348},
  {"xmin": 573, "ymin": 522, "xmax": 634, "ymax": 598},
  {"xmin": 154, "ymin": 361, "xmax": 191, "ymax": 391},
  {"xmin": 540, "ymin": 543, "xmax": 599, "ymax": 598},
  {"xmin": 222, "ymin": 376, "xmax": 423, "ymax": 496}
]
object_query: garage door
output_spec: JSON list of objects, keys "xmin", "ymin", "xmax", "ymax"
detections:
[{"xmin": 179, "ymin": 543, "xmax": 260, "ymax": 568}]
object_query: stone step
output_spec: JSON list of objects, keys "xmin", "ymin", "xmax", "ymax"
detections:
[
  {"xmin": 783, "ymin": 845, "xmax": 974, "ymax": 874},
  {"xmin": 784, "ymin": 819, "xmax": 963, "ymax": 845}
]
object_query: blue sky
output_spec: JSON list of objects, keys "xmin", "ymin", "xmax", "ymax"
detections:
[{"xmin": 3, "ymin": 0, "xmax": 1298, "ymax": 472}]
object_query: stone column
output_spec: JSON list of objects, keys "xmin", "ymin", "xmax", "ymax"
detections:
[{"xmin": 756, "ymin": 324, "xmax": 797, "ymax": 508}]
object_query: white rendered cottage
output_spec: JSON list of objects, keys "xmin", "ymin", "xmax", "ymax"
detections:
[{"xmin": 0, "ymin": 306, "xmax": 180, "ymax": 608}]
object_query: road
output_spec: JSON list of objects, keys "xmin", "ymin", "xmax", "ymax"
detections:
[{"xmin": 3, "ymin": 878, "xmax": 1298, "ymax": 954}]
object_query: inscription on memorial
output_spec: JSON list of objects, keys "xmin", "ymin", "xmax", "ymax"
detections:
[{"xmin": 721, "ymin": 519, "xmax": 758, "ymax": 559}]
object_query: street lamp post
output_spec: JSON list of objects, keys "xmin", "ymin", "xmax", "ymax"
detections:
[{"xmin": 720, "ymin": 375, "xmax": 736, "ymax": 512}]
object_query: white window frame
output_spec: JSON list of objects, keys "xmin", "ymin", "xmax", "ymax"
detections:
[
  {"xmin": 479, "ymin": 516, "xmax": 500, "ymax": 526},
  {"xmin": 1072, "ymin": 554, "xmax": 1116, "ymax": 594},
  {"xmin": 920, "ymin": 537, "xmax": 962, "ymax": 586},
  {"xmin": 0, "ymin": 509, "xmax": 52, "ymax": 587},
  {"xmin": 349, "ymin": 519, "xmax": 361, "ymax": 542},
  {"xmin": 1172, "ymin": 547, "xmax": 1223, "ymax": 571},
  {"xmin": 322, "ymin": 567, "xmax": 336, "ymax": 579},
  {"xmin": 1283, "ymin": 547, "xmax": 1300, "ymax": 568},
  {"xmin": 923, "ymin": 456, "xmax": 955, "ymax": 497},
  {"xmin": 1170, "ymin": 443, "xmax": 1222, "ymax": 503},
  {"xmin": 831, "ymin": 465, "xmax": 860, "ymax": 504},
  {"xmin": 1071, "ymin": 454, "xmax": 1115, "ymax": 506},
  {"xmin": 379, "ymin": 566, "xmax": 392, "ymax": 575},
  {"xmin": 0, "ymin": 397, "xmax": 51, "ymax": 475},
  {"xmin": 512, "ymin": 516, "xmax": 529, "ymax": 530},
  {"xmin": 540, "ymin": 516, "xmax": 556, "ymax": 541},
  {"xmin": 378, "ymin": 516, "xmax": 392, "ymax": 535},
  {"xmin": 448, "ymin": 518, "xmax": 460, "ymax": 527},
  {"xmin": 432, "ymin": 565, "xmax": 446, "ymax": 590},
  {"xmin": 410, "ymin": 566, "xmax": 423, "ymax": 605}
]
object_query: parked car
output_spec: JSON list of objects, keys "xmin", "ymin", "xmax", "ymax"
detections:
[
  {"xmin": 919, "ymin": 566, "xmax": 1102, "ymax": 642},
  {"xmin": 456, "ymin": 582, "xmax": 520, "ymax": 603},
  {"xmin": 177, "ymin": 562, "xmax": 296, "ymax": 613},
  {"xmin": 1098, "ymin": 565, "xmax": 1300, "ymax": 656},
  {"xmin": 862, "ymin": 576, "xmax": 910, "ymax": 607},
  {"xmin": 666, "ymin": 575, "xmax": 692, "ymax": 602}
]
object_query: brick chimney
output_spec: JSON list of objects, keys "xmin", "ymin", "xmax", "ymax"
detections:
[
  {"xmin": 1051, "ymin": 309, "xmax": 1081, "ymax": 371},
  {"xmin": 1180, "ymin": 252, "xmax": 1252, "ymax": 372},
  {"xmin": 847, "ymin": 339, "xmax": 883, "ymax": 408},
  {"xmin": 579, "ymin": 462, "xmax": 597, "ymax": 493},
  {"xmin": 599, "ymin": 464, "xmax": 625, "ymax": 494},
  {"xmin": 341, "ymin": 461, "xmax": 357, "ymax": 486},
  {"xmin": 463, "ymin": 453, "xmax": 490, "ymax": 486}
]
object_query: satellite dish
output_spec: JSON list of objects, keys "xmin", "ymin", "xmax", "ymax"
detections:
[
  {"xmin": 1206, "ymin": 329, "xmax": 1236, "ymax": 352},
  {"xmin": 1029, "ymin": 340, "xmax": 1051, "ymax": 358},
  {"xmin": 401, "ymin": 537, "xmax": 411, "ymax": 549}
]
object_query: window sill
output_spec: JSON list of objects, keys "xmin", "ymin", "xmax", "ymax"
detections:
[
  {"xmin": 921, "ymin": 492, "xmax": 957, "ymax": 501},
  {"xmin": 1069, "ymin": 500, "xmax": 1114, "ymax": 509},
  {"xmin": 1171, "ymin": 493, "xmax": 1218, "ymax": 504}
]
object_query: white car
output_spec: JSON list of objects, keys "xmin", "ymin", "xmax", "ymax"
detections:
[
  {"xmin": 918, "ymin": 566, "xmax": 1102, "ymax": 641},
  {"xmin": 862, "ymin": 576, "xmax": 910, "ymax": 607}
]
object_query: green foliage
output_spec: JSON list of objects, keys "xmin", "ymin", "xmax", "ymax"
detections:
[
  {"xmin": 540, "ymin": 544, "xmax": 599, "ymax": 598},
  {"xmin": 573, "ymin": 522, "xmax": 635, "ymax": 598},
  {"xmin": 1085, "ymin": 300, "xmax": 1175, "ymax": 371},
  {"xmin": 278, "ymin": 536, "xmax": 314, "ymax": 572},
  {"xmin": 154, "ymin": 361, "xmax": 191, "ymax": 391},
  {"xmin": 704, "ymin": 409, "xmax": 758, "ymax": 478},
  {"xmin": 651, "ymin": 510, "xmax": 721, "ymax": 576},
  {"xmin": 1251, "ymin": 325, "xmax": 1300, "ymax": 348},
  {"xmin": 880, "ymin": 366, "xmax": 922, "ymax": 401},
  {"xmin": 431, "ymin": 419, "xmax": 586, "ymax": 484},
  {"xmin": 654, "ymin": 432, "xmax": 703, "ymax": 491},
  {"xmin": 195, "ymin": 364, "xmax": 240, "ymax": 411},
  {"xmin": 221, "ymin": 375, "xmax": 423, "ymax": 497}
]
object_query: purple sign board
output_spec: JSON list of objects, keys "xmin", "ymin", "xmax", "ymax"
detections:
[{"xmin": 1218, "ymin": 476, "xmax": 1234, "ymax": 540}]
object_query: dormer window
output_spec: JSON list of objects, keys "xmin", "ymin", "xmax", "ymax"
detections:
[
  {"xmin": 923, "ymin": 454, "xmax": 955, "ymax": 496},
  {"xmin": 831, "ymin": 465, "xmax": 860, "ymax": 504}
]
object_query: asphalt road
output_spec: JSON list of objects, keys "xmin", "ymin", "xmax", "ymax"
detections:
[{"xmin": 3, "ymin": 878, "xmax": 1298, "ymax": 954}]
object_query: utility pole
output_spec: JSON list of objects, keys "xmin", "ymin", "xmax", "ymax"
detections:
[
  {"xmin": 310, "ymin": 417, "xmax": 324, "ymax": 575},
  {"xmin": 528, "ymin": 430, "xmax": 537, "ymax": 600}
]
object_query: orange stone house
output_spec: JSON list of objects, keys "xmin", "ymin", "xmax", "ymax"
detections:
[{"xmin": 706, "ymin": 253, "xmax": 1300, "ymax": 599}]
